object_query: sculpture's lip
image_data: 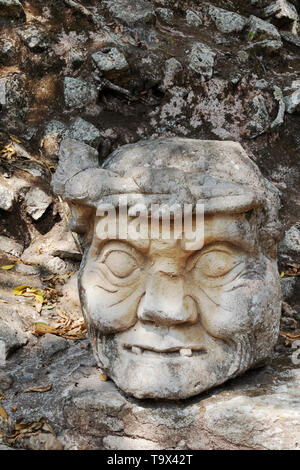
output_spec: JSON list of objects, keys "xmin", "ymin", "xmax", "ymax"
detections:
[{"xmin": 123, "ymin": 344, "xmax": 207, "ymax": 358}]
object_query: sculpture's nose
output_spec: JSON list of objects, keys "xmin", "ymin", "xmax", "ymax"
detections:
[{"xmin": 138, "ymin": 272, "xmax": 198, "ymax": 326}]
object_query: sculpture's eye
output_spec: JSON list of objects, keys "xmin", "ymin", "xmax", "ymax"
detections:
[
  {"xmin": 104, "ymin": 250, "xmax": 138, "ymax": 278},
  {"xmin": 194, "ymin": 251, "xmax": 240, "ymax": 278}
]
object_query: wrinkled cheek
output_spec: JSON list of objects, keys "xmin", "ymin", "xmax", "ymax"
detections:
[
  {"xmin": 82, "ymin": 285, "xmax": 144, "ymax": 333},
  {"xmin": 192, "ymin": 286, "xmax": 254, "ymax": 340}
]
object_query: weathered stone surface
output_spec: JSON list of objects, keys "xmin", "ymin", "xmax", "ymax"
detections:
[
  {"xmin": 0, "ymin": 40, "xmax": 15, "ymax": 61},
  {"xmin": 155, "ymin": 8, "xmax": 174, "ymax": 25},
  {"xmin": 284, "ymin": 88, "xmax": 300, "ymax": 114},
  {"xmin": 40, "ymin": 334, "xmax": 68, "ymax": 358},
  {"xmin": 245, "ymin": 94, "xmax": 270, "ymax": 137},
  {"xmin": 0, "ymin": 181, "xmax": 15, "ymax": 211},
  {"xmin": 103, "ymin": 435, "xmax": 164, "ymax": 450},
  {"xmin": 279, "ymin": 223, "xmax": 300, "ymax": 255},
  {"xmin": 205, "ymin": 4, "xmax": 248, "ymax": 34},
  {"xmin": 243, "ymin": 38, "xmax": 283, "ymax": 54},
  {"xmin": 53, "ymin": 138, "xmax": 282, "ymax": 401},
  {"xmin": 248, "ymin": 15, "xmax": 281, "ymax": 40},
  {"xmin": 186, "ymin": 10, "xmax": 202, "ymax": 27},
  {"xmin": 263, "ymin": 0, "xmax": 299, "ymax": 34},
  {"xmin": 161, "ymin": 57, "xmax": 182, "ymax": 91},
  {"xmin": 0, "ymin": 73, "xmax": 28, "ymax": 126},
  {"xmin": 0, "ymin": 321, "xmax": 27, "ymax": 364},
  {"xmin": 24, "ymin": 187, "xmax": 52, "ymax": 220},
  {"xmin": 0, "ymin": 0, "xmax": 25, "ymax": 19},
  {"xmin": 188, "ymin": 42, "xmax": 216, "ymax": 79},
  {"xmin": 18, "ymin": 26, "xmax": 50, "ymax": 52},
  {"xmin": 92, "ymin": 48, "xmax": 128, "ymax": 79},
  {"xmin": 0, "ymin": 372, "xmax": 13, "ymax": 391},
  {"xmin": 0, "ymin": 235, "xmax": 23, "ymax": 257},
  {"xmin": 64, "ymin": 77, "xmax": 98, "ymax": 109},
  {"xmin": 66, "ymin": 118, "xmax": 102, "ymax": 148},
  {"xmin": 280, "ymin": 30, "xmax": 300, "ymax": 47},
  {"xmin": 103, "ymin": 0, "xmax": 156, "ymax": 26}
]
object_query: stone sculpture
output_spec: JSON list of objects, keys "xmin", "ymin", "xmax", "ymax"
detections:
[{"xmin": 52, "ymin": 137, "xmax": 282, "ymax": 399}]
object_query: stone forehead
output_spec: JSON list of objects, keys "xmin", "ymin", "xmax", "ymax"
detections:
[{"xmin": 103, "ymin": 138, "xmax": 264, "ymax": 189}]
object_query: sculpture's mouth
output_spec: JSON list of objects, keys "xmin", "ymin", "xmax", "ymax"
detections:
[{"xmin": 123, "ymin": 344, "xmax": 207, "ymax": 358}]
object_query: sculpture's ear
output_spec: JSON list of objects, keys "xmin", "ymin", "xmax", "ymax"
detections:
[{"xmin": 51, "ymin": 139, "xmax": 99, "ymax": 240}]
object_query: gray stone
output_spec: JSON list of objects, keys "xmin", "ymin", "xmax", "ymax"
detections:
[
  {"xmin": 103, "ymin": 0, "xmax": 156, "ymax": 26},
  {"xmin": 24, "ymin": 187, "xmax": 52, "ymax": 220},
  {"xmin": 245, "ymin": 94, "xmax": 270, "ymax": 138},
  {"xmin": 280, "ymin": 30, "xmax": 300, "ymax": 47},
  {"xmin": 0, "ymin": 235, "xmax": 23, "ymax": 257},
  {"xmin": 18, "ymin": 26, "xmax": 50, "ymax": 52},
  {"xmin": 92, "ymin": 48, "xmax": 128, "ymax": 79},
  {"xmin": 162, "ymin": 57, "xmax": 183, "ymax": 91},
  {"xmin": 279, "ymin": 223, "xmax": 300, "ymax": 254},
  {"xmin": 271, "ymin": 86, "xmax": 285, "ymax": 129},
  {"xmin": 0, "ymin": 321, "xmax": 27, "ymax": 364},
  {"xmin": 40, "ymin": 334, "xmax": 68, "ymax": 358},
  {"xmin": 155, "ymin": 8, "xmax": 174, "ymax": 24},
  {"xmin": 103, "ymin": 435, "xmax": 163, "ymax": 450},
  {"xmin": 0, "ymin": 73, "xmax": 28, "ymax": 125},
  {"xmin": 248, "ymin": 15, "xmax": 281, "ymax": 40},
  {"xmin": 0, "ymin": 373, "xmax": 13, "ymax": 391},
  {"xmin": 186, "ymin": 10, "xmax": 202, "ymax": 27},
  {"xmin": 64, "ymin": 77, "xmax": 98, "ymax": 109},
  {"xmin": 0, "ymin": 182, "xmax": 15, "ymax": 211},
  {"xmin": 255, "ymin": 79, "xmax": 269, "ymax": 89},
  {"xmin": 284, "ymin": 88, "xmax": 300, "ymax": 114},
  {"xmin": 66, "ymin": 118, "xmax": 102, "ymax": 148},
  {"xmin": 51, "ymin": 138, "xmax": 99, "ymax": 196},
  {"xmin": 41, "ymin": 120, "xmax": 67, "ymax": 159},
  {"xmin": 205, "ymin": 4, "xmax": 248, "ymax": 34},
  {"xmin": 188, "ymin": 42, "xmax": 216, "ymax": 79},
  {"xmin": 0, "ymin": 0, "xmax": 25, "ymax": 19},
  {"xmin": 0, "ymin": 40, "xmax": 15, "ymax": 61},
  {"xmin": 263, "ymin": 0, "xmax": 299, "ymax": 34},
  {"xmin": 280, "ymin": 277, "xmax": 298, "ymax": 302},
  {"xmin": 243, "ymin": 39, "xmax": 283, "ymax": 54}
]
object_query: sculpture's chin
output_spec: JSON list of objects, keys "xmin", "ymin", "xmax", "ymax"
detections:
[{"xmin": 96, "ymin": 341, "xmax": 239, "ymax": 400}]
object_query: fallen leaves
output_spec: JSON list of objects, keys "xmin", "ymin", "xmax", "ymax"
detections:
[
  {"xmin": 31, "ymin": 312, "xmax": 86, "ymax": 340},
  {"xmin": 0, "ymin": 391, "xmax": 8, "ymax": 421},
  {"xmin": 13, "ymin": 285, "xmax": 44, "ymax": 312},
  {"xmin": 280, "ymin": 331, "xmax": 300, "ymax": 340},
  {"xmin": 24, "ymin": 385, "xmax": 52, "ymax": 393},
  {"xmin": 99, "ymin": 373, "xmax": 108, "ymax": 382},
  {"xmin": 0, "ymin": 265, "xmax": 15, "ymax": 270},
  {"xmin": 5, "ymin": 417, "xmax": 55, "ymax": 445}
]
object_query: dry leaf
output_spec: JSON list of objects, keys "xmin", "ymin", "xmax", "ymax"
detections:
[
  {"xmin": 0, "ymin": 402, "xmax": 8, "ymax": 420},
  {"xmin": 99, "ymin": 374, "xmax": 107, "ymax": 382},
  {"xmin": 280, "ymin": 331, "xmax": 300, "ymax": 339},
  {"xmin": 24, "ymin": 385, "xmax": 52, "ymax": 393},
  {"xmin": 0, "ymin": 265, "xmax": 14, "ymax": 270}
]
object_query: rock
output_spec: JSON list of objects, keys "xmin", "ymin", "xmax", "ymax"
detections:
[
  {"xmin": 0, "ymin": 40, "xmax": 15, "ymax": 62},
  {"xmin": 0, "ymin": 0, "xmax": 25, "ymax": 19},
  {"xmin": 161, "ymin": 57, "xmax": 182, "ymax": 91},
  {"xmin": 0, "ymin": 181, "xmax": 15, "ymax": 211},
  {"xmin": 92, "ymin": 48, "xmax": 129, "ymax": 80},
  {"xmin": 0, "ymin": 235, "xmax": 23, "ymax": 257},
  {"xmin": 280, "ymin": 277, "xmax": 298, "ymax": 301},
  {"xmin": 284, "ymin": 88, "xmax": 300, "ymax": 114},
  {"xmin": 279, "ymin": 223, "xmax": 300, "ymax": 255},
  {"xmin": 64, "ymin": 77, "xmax": 98, "ymax": 110},
  {"xmin": 40, "ymin": 334, "xmax": 68, "ymax": 358},
  {"xmin": 66, "ymin": 118, "xmax": 102, "ymax": 148},
  {"xmin": 243, "ymin": 39, "xmax": 283, "ymax": 54},
  {"xmin": 155, "ymin": 8, "xmax": 174, "ymax": 24},
  {"xmin": 280, "ymin": 30, "xmax": 300, "ymax": 47},
  {"xmin": 205, "ymin": 4, "xmax": 248, "ymax": 34},
  {"xmin": 41, "ymin": 120, "xmax": 67, "ymax": 159},
  {"xmin": 255, "ymin": 79, "xmax": 269, "ymax": 89},
  {"xmin": 15, "ymin": 264, "xmax": 40, "ymax": 275},
  {"xmin": 18, "ymin": 26, "xmax": 50, "ymax": 52},
  {"xmin": 103, "ymin": 435, "xmax": 164, "ymax": 450},
  {"xmin": 188, "ymin": 42, "xmax": 216, "ymax": 79},
  {"xmin": 245, "ymin": 94, "xmax": 270, "ymax": 138},
  {"xmin": 29, "ymin": 433, "xmax": 64, "ymax": 451},
  {"xmin": 0, "ymin": 73, "xmax": 28, "ymax": 126},
  {"xmin": 0, "ymin": 372, "xmax": 13, "ymax": 391},
  {"xmin": 247, "ymin": 15, "xmax": 281, "ymax": 40},
  {"xmin": 263, "ymin": 0, "xmax": 299, "ymax": 34},
  {"xmin": 270, "ymin": 86, "xmax": 285, "ymax": 129},
  {"xmin": 51, "ymin": 138, "xmax": 99, "ymax": 195},
  {"xmin": 24, "ymin": 187, "xmax": 52, "ymax": 220},
  {"xmin": 186, "ymin": 10, "xmax": 202, "ymax": 27},
  {"xmin": 103, "ymin": 0, "xmax": 156, "ymax": 26},
  {"xmin": 0, "ymin": 321, "xmax": 27, "ymax": 364}
]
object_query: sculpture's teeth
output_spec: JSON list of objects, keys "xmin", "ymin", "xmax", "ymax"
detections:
[
  {"xmin": 180, "ymin": 348, "xmax": 192, "ymax": 357},
  {"xmin": 132, "ymin": 346, "xmax": 142, "ymax": 355}
]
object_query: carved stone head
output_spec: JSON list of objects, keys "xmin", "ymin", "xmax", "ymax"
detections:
[{"xmin": 52, "ymin": 138, "xmax": 282, "ymax": 399}]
